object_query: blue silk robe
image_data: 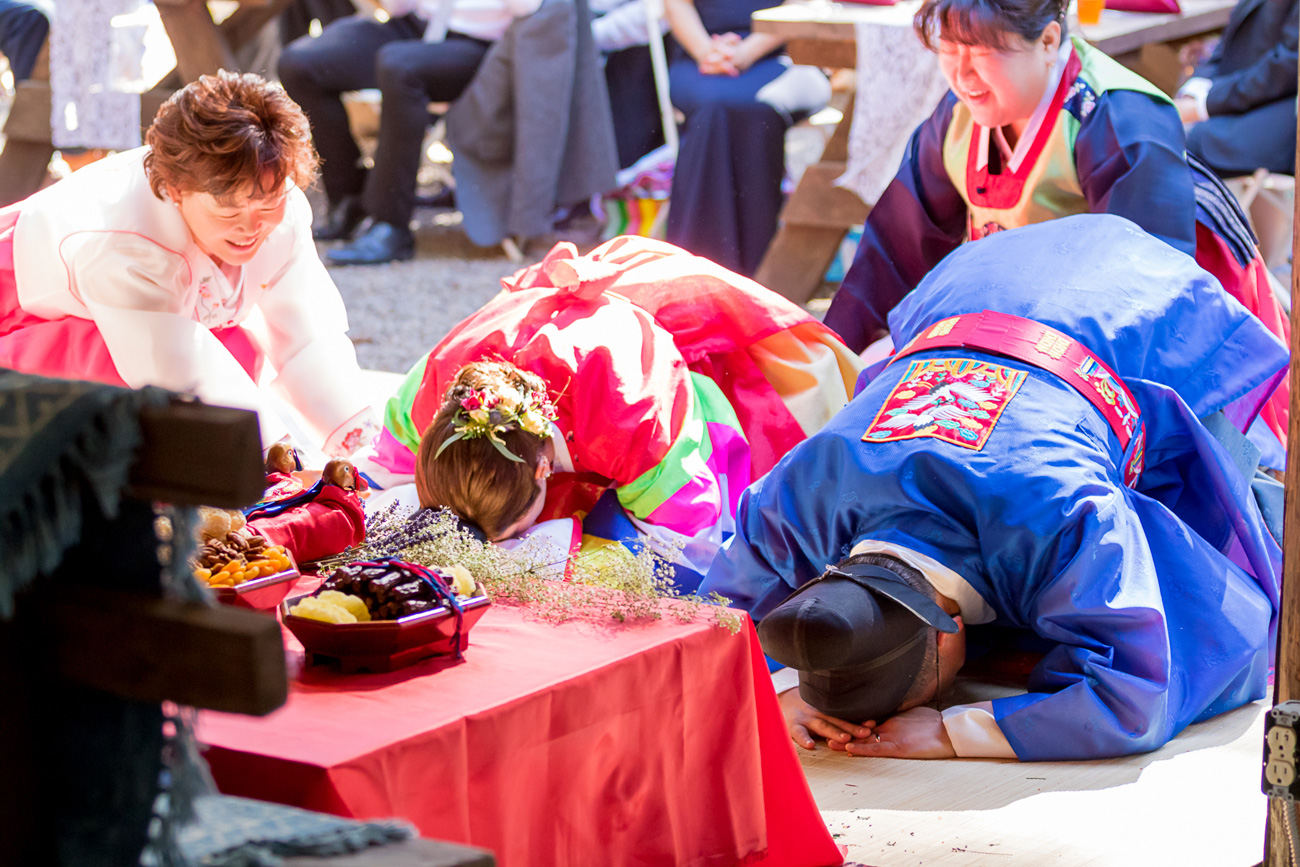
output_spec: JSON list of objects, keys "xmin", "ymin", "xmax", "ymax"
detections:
[{"xmin": 701, "ymin": 215, "xmax": 1286, "ymax": 760}]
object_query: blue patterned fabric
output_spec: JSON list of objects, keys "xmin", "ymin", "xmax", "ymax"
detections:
[
  {"xmin": 178, "ymin": 795, "xmax": 414, "ymax": 867},
  {"xmin": 701, "ymin": 216, "xmax": 1283, "ymax": 760}
]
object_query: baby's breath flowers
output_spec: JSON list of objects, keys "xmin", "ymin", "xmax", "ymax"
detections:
[{"xmin": 322, "ymin": 504, "xmax": 743, "ymax": 632}]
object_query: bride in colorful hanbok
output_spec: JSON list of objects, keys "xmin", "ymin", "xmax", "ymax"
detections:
[
  {"xmin": 0, "ymin": 71, "xmax": 376, "ymax": 456},
  {"xmin": 365, "ymin": 236, "xmax": 864, "ymax": 587}
]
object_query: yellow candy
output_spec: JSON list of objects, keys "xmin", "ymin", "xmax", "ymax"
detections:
[
  {"xmin": 444, "ymin": 564, "xmax": 476, "ymax": 598},
  {"xmin": 317, "ymin": 590, "xmax": 371, "ymax": 622},
  {"xmin": 289, "ymin": 597, "xmax": 357, "ymax": 624}
]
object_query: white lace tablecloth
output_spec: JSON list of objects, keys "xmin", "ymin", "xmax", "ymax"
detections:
[
  {"xmin": 835, "ymin": 1, "xmax": 949, "ymax": 207},
  {"xmin": 49, "ymin": 0, "xmax": 156, "ymax": 150}
]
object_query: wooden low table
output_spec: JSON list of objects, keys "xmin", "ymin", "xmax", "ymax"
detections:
[
  {"xmin": 751, "ymin": 0, "xmax": 1237, "ymax": 305},
  {"xmin": 0, "ymin": 0, "xmax": 291, "ymax": 207}
]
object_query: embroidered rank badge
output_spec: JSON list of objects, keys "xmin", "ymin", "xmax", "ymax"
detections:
[{"xmin": 863, "ymin": 358, "xmax": 1027, "ymax": 450}]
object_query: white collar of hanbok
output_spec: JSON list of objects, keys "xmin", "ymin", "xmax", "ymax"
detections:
[
  {"xmin": 548, "ymin": 421, "xmax": 575, "ymax": 473},
  {"xmin": 849, "ymin": 539, "xmax": 995, "ymax": 625}
]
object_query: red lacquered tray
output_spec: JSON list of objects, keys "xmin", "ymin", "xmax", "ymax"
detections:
[
  {"xmin": 211, "ymin": 568, "xmax": 301, "ymax": 610},
  {"xmin": 281, "ymin": 593, "xmax": 492, "ymax": 673}
]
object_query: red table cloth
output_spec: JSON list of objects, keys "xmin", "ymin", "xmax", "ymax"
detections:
[{"xmin": 198, "ymin": 605, "xmax": 842, "ymax": 867}]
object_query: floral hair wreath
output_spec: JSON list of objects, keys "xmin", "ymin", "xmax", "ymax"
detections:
[{"xmin": 434, "ymin": 382, "xmax": 559, "ymax": 463}]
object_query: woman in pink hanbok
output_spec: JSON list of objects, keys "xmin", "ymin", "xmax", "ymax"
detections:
[{"xmin": 0, "ymin": 70, "xmax": 376, "ymax": 456}]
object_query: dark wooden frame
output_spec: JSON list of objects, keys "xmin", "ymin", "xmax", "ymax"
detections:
[{"xmin": 0, "ymin": 399, "xmax": 280, "ymax": 865}]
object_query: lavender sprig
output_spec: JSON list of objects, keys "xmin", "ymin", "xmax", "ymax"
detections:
[{"xmin": 326, "ymin": 505, "xmax": 742, "ymax": 632}]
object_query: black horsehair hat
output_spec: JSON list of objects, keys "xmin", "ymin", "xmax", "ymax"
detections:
[{"xmin": 757, "ymin": 559, "xmax": 959, "ymax": 723}]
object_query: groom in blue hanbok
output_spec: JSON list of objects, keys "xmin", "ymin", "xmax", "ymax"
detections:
[{"xmin": 699, "ymin": 214, "xmax": 1286, "ymax": 762}]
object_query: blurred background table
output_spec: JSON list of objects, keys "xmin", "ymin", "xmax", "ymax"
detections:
[
  {"xmin": 752, "ymin": 0, "xmax": 1237, "ymax": 305},
  {"xmin": 198, "ymin": 605, "xmax": 842, "ymax": 867}
]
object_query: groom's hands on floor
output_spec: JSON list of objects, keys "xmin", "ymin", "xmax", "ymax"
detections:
[
  {"xmin": 838, "ymin": 707, "xmax": 957, "ymax": 760},
  {"xmin": 779, "ymin": 689, "xmax": 872, "ymax": 751},
  {"xmin": 779, "ymin": 691, "xmax": 959, "ymax": 759}
]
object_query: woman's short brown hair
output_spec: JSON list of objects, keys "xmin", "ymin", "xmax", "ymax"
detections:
[
  {"xmin": 415, "ymin": 361, "xmax": 552, "ymax": 541},
  {"xmin": 144, "ymin": 70, "xmax": 318, "ymax": 202}
]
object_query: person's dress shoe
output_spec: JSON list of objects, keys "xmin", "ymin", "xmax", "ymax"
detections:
[
  {"xmin": 313, "ymin": 195, "xmax": 367, "ymax": 241},
  {"xmin": 415, "ymin": 185, "xmax": 456, "ymax": 210},
  {"xmin": 325, "ymin": 221, "xmax": 415, "ymax": 266}
]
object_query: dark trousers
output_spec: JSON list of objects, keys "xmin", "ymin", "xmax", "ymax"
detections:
[
  {"xmin": 278, "ymin": 15, "xmax": 490, "ymax": 226},
  {"xmin": 279, "ymin": 0, "xmax": 357, "ymax": 45},
  {"xmin": 0, "ymin": 0, "xmax": 50, "ymax": 81},
  {"xmin": 665, "ymin": 52, "xmax": 789, "ymax": 276},
  {"xmin": 604, "ymin": 45, "xmax": 665, "ymax": 169},
  {"xmin": 1187, "ymin": 97, "xmax": 1299, "ymax": 177}
]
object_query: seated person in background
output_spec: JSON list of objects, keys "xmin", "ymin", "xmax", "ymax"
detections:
[
  {"xmin": 231, "ymin": 0, "xmax": 359, "ymax": 81},
  {"xmin": 662, "ymin": 0, "xmax": 830, "ymax": 276},
  {"xmin": 0, "ymin": 71, "xmax": 375, "ymax": 457},
  {"xmin": 592, "ymin": 0, "xmax": 668, "ymax": 169},
  {"xmin": 363, "ymin": 236, "xmax": 863, "ymax": 584},
  {"xmin": 278, "ymin": 0, "xmax": 541, "ymax": 265},
  {"xmin": 0, "ymin": 0, "xmax": 50, "ymax": 82},
  {"xmin": 824, "ymin": 0, "xmax": 1290, "ymax": 466},
  {"xmin": 701, "ymin": 215, "xmax": 1284, "ymax": 762},
  {"xmin": 1176, "ymin": 0, "xmax": 1298, "ymax": 177}
]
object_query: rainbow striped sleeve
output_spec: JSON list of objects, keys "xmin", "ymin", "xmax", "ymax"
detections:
[{"xmin": 615, "ymin": 373, "xmax": 750, "ymax": 536}]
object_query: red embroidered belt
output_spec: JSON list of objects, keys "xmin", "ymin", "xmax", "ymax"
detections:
[{"xmin": 891, "ymin": 310, "xmax": 1146, "ymax": 486}]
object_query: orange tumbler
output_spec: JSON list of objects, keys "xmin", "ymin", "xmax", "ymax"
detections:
[{"xmin": 1077, "ymin": 0, "xmax": 1104, "ymax": 25}]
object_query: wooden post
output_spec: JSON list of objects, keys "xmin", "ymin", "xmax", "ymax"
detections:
[
  {"xmin": 753, "ymin": 90, "xmax": 870, "ymax": 306},
  {"xmin": 1262, "ymin": 59, "xmax": 1300, "ymax": 867}
]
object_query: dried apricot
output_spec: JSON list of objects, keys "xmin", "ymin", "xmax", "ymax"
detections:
[{"xmin": 289, "ymin": 597, "xmax": 357, "ymax": 624}]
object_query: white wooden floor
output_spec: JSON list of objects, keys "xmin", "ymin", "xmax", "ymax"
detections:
[{"xmin": 803, "ymin": 697, "xmax": 1267, "ymax": 867}]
